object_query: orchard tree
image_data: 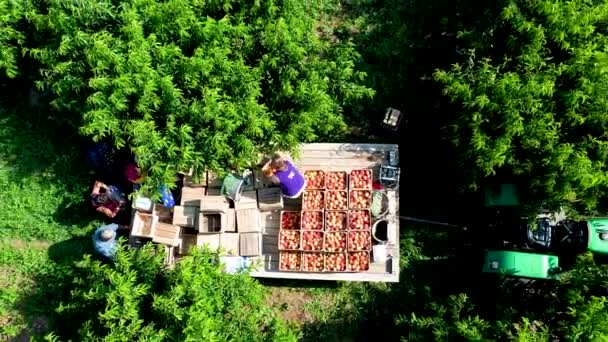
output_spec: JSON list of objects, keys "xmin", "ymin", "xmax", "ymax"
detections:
[
  {"xmin": 435, "ymin": 0, "xmax": 608, "ymax": 212},
  {"xmin": 27, "ymin": 0, "xmax": 373, "ymax": 190},
  {"xmin": 0, "ymin": 0, "xmax": 24, "ymax": 78},
  {"xmin": 50, "ymin": 244, "xmax": 297, "ymax": 341}
]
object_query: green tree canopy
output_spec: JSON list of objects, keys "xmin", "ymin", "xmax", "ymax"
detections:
[
  {"xmin": 435, "ymin": 0, "xmax": 608, "ymax": 212},
  {"xmin": 26, "ymin": 0, "xmax": 372, "ymax": 189},
  {"xmin": 50, "ymin": 244, "xmax": 297, "ymax": 341}
]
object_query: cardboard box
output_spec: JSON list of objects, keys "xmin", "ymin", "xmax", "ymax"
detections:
[
  {"xmin": 196, "ymin": 233, "xmax": 221, "ymax": 250},
  {"xmin": 257, "ymin": 188, "xmax": 283, "ymax": 211},
  {"xmin": 181, "ymin": 186, "xmax": 205, "ymax": 206},
  {"xmin": 240, "ymin": 232, "xmax": 262, "ymax": 256},
  {"xmin": 219, "ymin": 233, "xmax": 240, "ymax": 256},
  {"xmin": 173, "ymin": 206, "xmax": 198, "ymax": 227},
  {"xmin": 235, "ymin": 190, "xmax": 258, "ymax": 210},
  {"xmin": 152, "ymin": 223, "xmax": 181, "ymax": 246},
  {"xmin": 236, "ymin": 208, "xmax": 262, "ymax": 233}
]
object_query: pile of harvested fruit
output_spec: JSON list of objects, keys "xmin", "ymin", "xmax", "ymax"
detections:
[
  {"xmin": 301, "ymin": 211, "xmax": 324, "ymax": 230},
  {"xmin": 279, "ymin": 251, "xmax": 302, "ymax": 271},
  {"xmin": 350, "ymin": 169, "xmax": 372, "ymax": 189},
  {"xmin": 326, "ymin": 171, "xmax": 347, "ymax": 190},
  {"xmin": 302, "ymin": 231, "xmax": 323, "ymax": 251},
  {"xmin": 281, "ymin": 211, "xmax": 301, "ymax": 229},
  {"xmin": 326, "ymin": 211, "xmax": 347, "ymax": 230},
  {"xmin": 349, "ymin": 190, "xmax": 371, "ymax": 209},
  {"xmin": 303, "ymin": 190, "xmax": 324, "ymax": 210},
  {"xmin": 326, "ymin": 191, "xmax": 348, "ymax": 210},
  {"xmin": 305, "ymin": 170, "xmax": 325, "ymax": 189},
  {"xmin": 278, "ymin": 167, "xmax": 377, "ymax": 273}
]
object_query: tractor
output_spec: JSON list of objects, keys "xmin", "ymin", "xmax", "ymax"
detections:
[{"xmin": 480, "ymin": 184, "xmax": 608, "ymax": 279}]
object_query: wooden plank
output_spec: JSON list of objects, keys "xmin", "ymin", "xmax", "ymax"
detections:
[
  {"xmin": 264, "ymin": 226, "xmax": 279, "ymax": 236},
  {"xmin": 300, "ymin": 159, "xmax": 381, "ymax": 169},
  {"xmin": 225, "ymin": 208, "xmax": 236, "ymax": 232},
  {"xmin": 300, "ymin": 143, "xmax": 397, "ymax": 153},
  {"xmin": 259, "ymin": 211, "xmax": 280, "ymax": 229},
  {"xmin": 262, "ymin": 235, "xmax": 279, "ymax": 254},
  {"xmin": 249, "ymin": 269, "xmax": 399, "ymax": 282},
  {"xmin": 153, "ymin": 225, "xmax": 180, "ymax": 246},
  {"xmin": 197, "ymin": 233, "xmax": 220, "ymax": 250}
]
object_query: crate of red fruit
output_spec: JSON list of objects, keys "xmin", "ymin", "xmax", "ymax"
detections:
[
  {"xmin": 325, "ymin": 190, "xmax": 348, "ymax": 210},
  {"xmin": 278, "ymin": 230, "xmax": 301, "ymax": 250},
  {"xmin": 304, "ymin": 170, "xmax": 325, "ymax": 189},
  {"xmin": 302, "ymin": 252, "xmax": 324, "ymax": 272},
  {"xmin": 326, "ymin": 171, "xmax": 347, "ymax": 190},
  {"xmin": 302, "ymin": 230, "xmax": 324, "ymax": 251},
  {"xmin": 280, "ymin": 211, "xmax": 301, "ymax": 230},
  {"xmin": 349, "ymin": 190, "xmax": 371, "ymax": 209},
  {"xmin": 349, "ymin": 169, "xmax": 372, "ymax": 189},
  {"xmin": 347, "ymin": 251, "xmax": 370, "ymax": 271},
  {"xmin": 301, "ymin": 210, "xmax": 324, "ymax": 230},
  {"xmin": 324, "ymin": 231, "xmax": 347, "ymax": 252},
  {"xmin": 279, "ymin": 251, "xmax": 302, "ymax": 271},
  {"xmin": 324, "ymin": 253, "xmax": 347, "ymax": 272},
  {"xmin": 348, "ymin": 210, "xmax": 371, "ymax": 230},
  {"xmin": 348, "ymin": 230, "xmax": 372, "ymax": 251},
  {"xmin": 325, "ymin": 211, "xmax": 347, "ymax": 231},
  {"xmin": 303, "ymin": 190, "xmax": 325, "ymax": 210}
]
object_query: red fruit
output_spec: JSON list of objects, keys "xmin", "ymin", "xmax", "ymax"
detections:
[
  {"xmin": 348, "ymin": 210, "xmax": 371, "ymax": 230},
  {"xmin": 325, "ymin": 211, "xmax": 347, "ymax": 231},
  {"xmin": 304, "ymin": 170, "xmax": 325, "ymax": 189},
  {"xmin": 324, "ymin": 232, "xmax": 347, "ymax": 252},
  {"xmin": 326, "ymin": 171, "xmax": 347, "ymax": 190},
  {"xmin": 303, "ymin": 191, "xmax": 325, "ymax": 210},
  {"xmin": 326, "ymin": 191, "xmax": 348, "ymax": 210},
  {"xmin": 302, "ymin": 231, "xmax": 323, "ymax": 251},
  {"xmin": 347, "ymin": 252, "xmax": 370, "ymax": 271},
  {"xmin": 281, "ymin": 211, "xmax": 301, "ymax": 230},
  {"xmin": 302, "ymin": 253, "xmax": 324, "ymax": 272},
  {"xmin": 349, "ymin": 190, "xmax": 371, "ymax": 209},
  {"xmin": 348, "ymin": 231, "xmax": 371, "ymax": 251},
  {"xmin": 301, "ymin": 211, "xmax": 324, "ymax": 230},
  {"xmin": 350, "ymin": 169, "xmax": 372, "ymax": 189},
  {"xmin": 279, "ymin": 230, "xmax": 300, "ymax": 250},
  {"xmin": 325, "ymin": 253, "xmax": 346, "ymax": 272},
  {"xmin": 279, "ymin": 252, "xmax": 301, "ymax": 271}
]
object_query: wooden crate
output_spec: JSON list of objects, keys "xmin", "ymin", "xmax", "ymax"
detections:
[
  {"xmin": 240, "ymin": 232, "xmax": 262, "ymax": 256},
  {"xmin": 198, "ymin": 212, "xmax": 226, "ymax": 233},
  {"xmin": 207, "ymin": 187, "xmax": 221, "ymax": 196},
  {"xmin": 235, "ymin": 190, "xmax": 257, "ymax": 210},
  {"xmin": 219, "ymin": 233, "xmax": 240, "ymax": 256},
  {"xmin": 153, "ymin": 203, "xmax": 173, "ymax": 224},
  {"xmin": 153, "ymin": 223, "xmax": 181, "ymax": 246},
  {"xmin": 257, "ymin": 188, "xmax": 283, "ymax": 211},
  {"xmin": 181, "ymin": 186, "xmax": 205, "ymax": 206},
  {"xmin": 225, "ymin": 208, "xmax": 236, "ymax": 232},
  {"xmin": 196, "ymin": 233, "xmax": 221, "ymax": 250},
  {"xmin": 164, "ymin": 246, "xmax": 176, "ymax": 265},
  {"xmin": 207, "ymin": 171, "xmax": 223, "ymax": 188},
  {"xmin": 236, "ymin": 208, "xmax": 262, "ymax": 233},
  {"xmin": 173, "ymin": 206, "xmax": 198, "ymax": 227},
  {"xmin": 200, "ymin": 196, "xmax": 229, "ymax": 212},
  {"xmin": 131, "ymin": 212, "xmax": 157, "ymax": 238},
  {"xmin": 179, "ymin": 234, "xmax": 197, "ymax": 255}
]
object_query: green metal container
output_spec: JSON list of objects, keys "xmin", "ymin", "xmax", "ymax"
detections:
[
  {"xmin": 221, "ymin": 174, "xmax": 245, "ymax": 202},
  {"xmin": 482, "ymin": 250, "xmax": 560, "ymax": 280}
]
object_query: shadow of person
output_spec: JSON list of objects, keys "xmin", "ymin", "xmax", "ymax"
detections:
[{"xmin": 47, "ymin": 235, "xmax": 92, "ymax": 266}]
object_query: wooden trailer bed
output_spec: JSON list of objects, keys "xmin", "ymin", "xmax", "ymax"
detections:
[{"xmin": 247, "ymin": 143, "xmax": 400, "ymax": 282}]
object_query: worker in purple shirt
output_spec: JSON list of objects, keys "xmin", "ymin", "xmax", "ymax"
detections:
[{"xmin": 262, "ymin": 154, "xmax": 306, "ymax": 198}]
